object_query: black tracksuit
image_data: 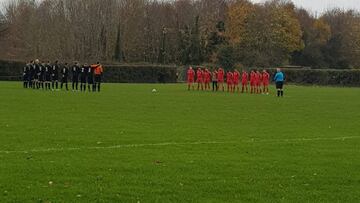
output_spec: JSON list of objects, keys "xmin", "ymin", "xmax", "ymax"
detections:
[
  {"xmin": 80, "ymin": 65, "xmax": 89, "ymax": 91},
  {"xmin": 23, "ymin": 65, "xmax": 29, "ymax": 88},
  {"xmin": 39, "ymin": 65, "xmax": 45, "ymax": 89},
  {"xmin": 45, "ymin": 65, "xmax": 51, "ymax": 90},
  {"xmin": 87, "ymin": 66, "xmax": 95, "ymax": 91},
  {"xmin": 52, "ymin": 64, "xmax": 59, "ymax": 89},
  {"xmin": 29, "ymin": 64, "xmax": 35, "ymax": 88},
  {"xmin": 34, "ymin": 64, "xmax": 41, "ymax": 89},
  {"xmin": 72, "ymin": 65, "xmax": 80, "ymax": 90},
  {"xmin": 61, "ymin": 65, "xmax": 69, "ymax": 90}
]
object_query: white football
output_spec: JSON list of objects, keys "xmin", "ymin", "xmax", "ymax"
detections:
[{"xmin": 152, "ymin": 89, "xmax": 157, "ymax": 93}]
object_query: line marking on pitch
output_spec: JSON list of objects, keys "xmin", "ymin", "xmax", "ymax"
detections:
[{"xmin": 0, "ymin": 136, "xmax": 359, "ymax": 154}]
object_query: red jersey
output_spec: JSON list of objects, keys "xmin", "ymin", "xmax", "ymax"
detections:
[
  {"xmin": 250, "ymin": 72, "xmax": 256, "ymax": 85},
  {"xmin": 226, "ymin": 72, "xmax": 233, "ymax": 84},
  {"xmin": 196, "ymin": 70, "xmax": 203, "ymax": 82},
  {"xmin": 218, "ymin": 69, "xmax": 224, "ymax": 82},
  {"xmin": 242, "ymin": 72, "xmax": 248, "ymax": 84},
  {"xmin": 257, "ymin": 72, "xmax": 262, "ymax": 85},
  {"xmin": 204, "ymin": 70, "xmax": 211, "ymax": 83},
  {"xmin": 262, "ymin": 72, "xmax": 270, "ymax": 85},
  {"xmin": 254, "ymin": 73, "xmax": 260, "ymax": 84},
  {"xmin": 233, "ymin": 71, "xmax": 240, "ymax": 84},
  {"xmin": 187, "ymin": 69, "xmax": 195, "ymax": 81}
]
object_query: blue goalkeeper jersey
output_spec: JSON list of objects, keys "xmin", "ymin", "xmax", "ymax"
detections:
[{"xmin": 274, "ymin": 72, "xmax": 285, "ymax": 82}]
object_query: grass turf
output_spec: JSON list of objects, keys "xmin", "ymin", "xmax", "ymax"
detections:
[{"xmin": 0, "ymin": 81, "xmax": 359, "ymax": 202}]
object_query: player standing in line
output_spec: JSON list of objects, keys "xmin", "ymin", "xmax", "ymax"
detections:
[
  {"xmin": 45, "ymin": 61, "xmax": 52, "ymax": 90},
  {"xmin": 28, "ymin": 61, "xmax": 34, "ymax": 89},
  {"xmin": 39, "ymin": 62, "xmax": 45, "ymax": 90},
  {"xmin": 27, "ymin": 61, "xmax": 32, "ymax": 88},
  {"xmin": 72, "ymin": 62, "xmax": 80, "ymax": 91},
  {"xmin": 226, "ymin": 71, "xmax": 233, "ymax": 92},
  {"xmin": 187, "ymin": 66, "xmax": 195, "ymax": 91},
  {"xmin": 274, "ymin": 68, "xmax": 285, "ymax": 97},
  {"xmin": 253, "ymin": 70, "xmax": 259, "ymax": 94},
  {"xmin": 204, "ymin": 68, "xmax": 211, "ymax": 91},
  {"xmin": 23, "ymin": 62, "xmax": 29, "ymax": 88},
  {"xmin": 241, "ymin": 70, "xmax": 249, "ymax": 93},
  {"xmin": 233, "ymin": 69, "xmax": 240, "ymax": 93},
  {"xmin": 88, "ymin": 64, "xmax": 95, "ymax": 92},
  {"xmin": 80, "ymin": 63, "xmax": 89, "ymax": 92},
  {"xmin": 256, "ymin": 70, "xmax": 263, "ymax": 94},
  {"xmin": 61, "ymin": 63, "xmax": 69, "ymax": 91},
  {"xmin": 51, "ymin": 61, "xmax": 60, "ymax": 91},
  {"xmin": 196, "ymin": 68, "xmax": 204, "ymax": 91},
  {"xmin": 262, "ymin": 70, "xmax": 270, "ymax": 95},
  {"xmin": 94, "ymin": 62, "xmax": 103, "ymax": 92},
  {"xmin": 201, "ymin": 68, "xmax": 206, "ymax": 90},
  {"xmin": 212, "ymin": 69, "xmax": 218, "ymax": 91},
  {"xmin": 250, "ymin": 70, "xmax": 256, "ymax": 94},
  {"xmin": 217, "ymin": 67, "xmax": 225, "ymax": 91},
  {"xmin": 34, "ymin": 59, "xmax": 40, "ymax": 89}
]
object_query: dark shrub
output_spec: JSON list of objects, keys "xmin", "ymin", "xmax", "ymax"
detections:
[{"xmin": 0, "ymin": 60, "xmax": 177, "ymax": 83}]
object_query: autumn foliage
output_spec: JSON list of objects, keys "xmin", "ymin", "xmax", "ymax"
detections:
[{"xmin": 0, "ymin": 0, "xmax": 359, "ymax": 69}]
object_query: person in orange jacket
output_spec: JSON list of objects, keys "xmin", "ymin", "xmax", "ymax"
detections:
[{"xmin": 93, "ymin": 62, "xmax": 103, "ymax": 92}]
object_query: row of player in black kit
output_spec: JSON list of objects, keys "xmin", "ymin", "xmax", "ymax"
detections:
[{"xmin": 23, "ymin": 59, "xmax": 103, "ymax": 92}]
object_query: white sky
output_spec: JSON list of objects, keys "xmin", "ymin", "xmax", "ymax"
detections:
[{"xmin": 251, "ymin": 0, "xmax": 360, "ymax": 14}]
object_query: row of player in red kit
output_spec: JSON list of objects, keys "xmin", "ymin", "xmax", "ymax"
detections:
[{"xmin": 187, "ymin": 67, "xmax": 270, "ymax": 94}]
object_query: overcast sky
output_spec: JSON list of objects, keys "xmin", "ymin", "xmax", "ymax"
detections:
[
  {"xmin": 1, "ymin": 0, "xmax": 359, "ymax": 14},
  {"xmin": 251, "ymin": 0, "xmax": 360, "ymax": 14}
]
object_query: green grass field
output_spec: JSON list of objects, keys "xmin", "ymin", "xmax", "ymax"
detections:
[{"xmin": 0, "ymin": 81, "xmax": 359, "ymax": 202}]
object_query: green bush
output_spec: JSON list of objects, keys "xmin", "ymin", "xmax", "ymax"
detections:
[
  {"xmin": 103, "ymin": 64, "xmax": 177, "ymax": 83},
  {"xmin": 273, "ymin": 68, "xmax": 360, "ymax": 86},
  {"xmin": 1, "ymin": 60, "xmax": 359, "ymax": 86},
  {"xmin": 216, "ymin": 45, "xmax": 235, "ymax": 71},
  {"xmin": 0, "ymin": 60, "xmax": 25, "ymax": 81},
  {"xmin": 0, "ymin": 60, "xmax": 177, "ymax": 83}
]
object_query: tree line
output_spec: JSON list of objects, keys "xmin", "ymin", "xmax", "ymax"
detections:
[{"xmin": 0, "ymin": 0, "xmax": 359, "ymax": 69}]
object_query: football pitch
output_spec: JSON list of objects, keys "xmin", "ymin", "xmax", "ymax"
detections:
[{"xmin": 0, "ymin": 81, "xmax": 359, "ymax": 202}]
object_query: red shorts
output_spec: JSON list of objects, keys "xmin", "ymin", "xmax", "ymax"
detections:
[
  {"xmin": 227, "ymin": 81, "xmax": 233, "ymax": 85},
  {"xmin": 196, "ymin": 79, "xmax": 203, "ymax": 83},
  {"xmin": 250, "ymin": 81, "xmax": 255, "ymax": 86},
  {"xmin": 218, "ymin": 79, "xmax": 224, "ymax": 83},
  {"xmin": 233, "ymin": 81, "xmax": 239, "ymax": 85},
  {"xmin": 242, "ymin": 81, "xmax": 247, "ymax": 85},
  {"xmin": 188, "ymin": 78, "xmax": 194, "ymax": 83},
  {"xmin": 263, "ymin": 82, "xmax": 269, "ymax": 86},
  {"xmin": 205, "ymin": 79, "xmax": 211, "ymax": 83}
]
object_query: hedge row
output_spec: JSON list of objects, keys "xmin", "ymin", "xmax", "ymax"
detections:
[
  {"xmin": 0, "ymin": 60, "xmax": 177, "ymax": 83},
  {"xmin": 102, "ymin": 64, "xmax": 177, "ymax": 83},
  {"xmin": 0, "ymin": 60, "xmax": 25, "ymax": 81},
  {"xmin": 1, "ymin": 59, "xmax": 359, "ymax": 86},
  {"xmin": 273, "ymin": 68, "xmax": 360, "ymax": 86}
]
